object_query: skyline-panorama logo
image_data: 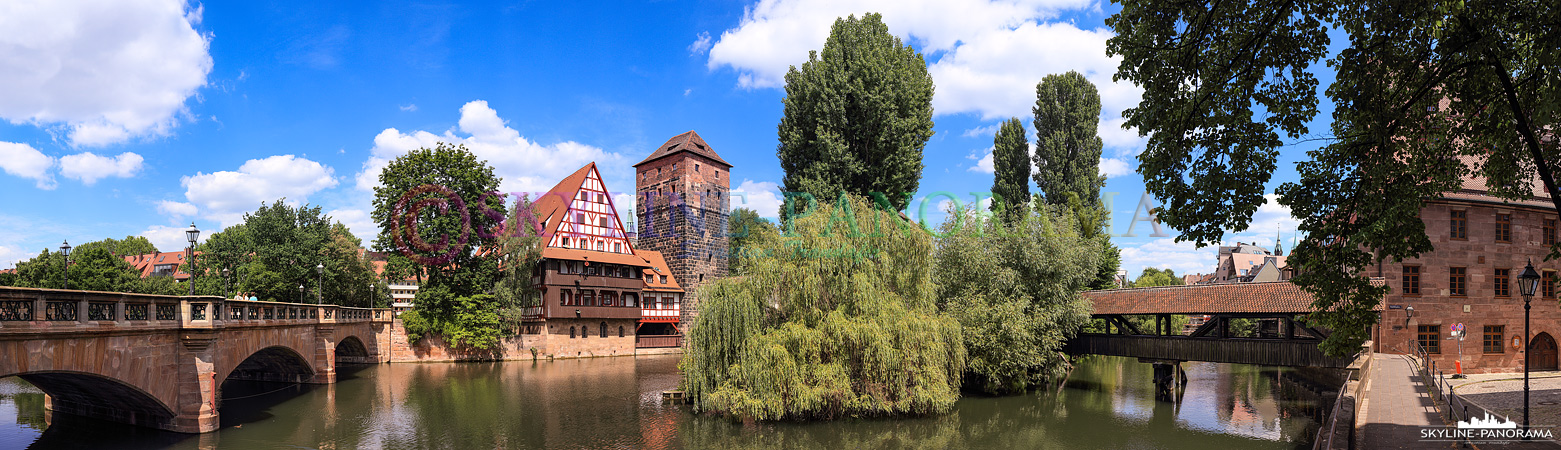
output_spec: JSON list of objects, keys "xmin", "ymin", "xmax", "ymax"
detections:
[{"xmin": 1421, "ymin": 413, "xmax": 1554, "ymax": 443}]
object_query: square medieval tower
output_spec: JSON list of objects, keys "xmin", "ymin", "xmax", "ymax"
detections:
[{"xmin": 634, "ymin": 131, "xmax": 731, "ymax": 326}]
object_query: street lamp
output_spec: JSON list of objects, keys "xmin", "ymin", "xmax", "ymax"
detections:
[
  {"xmin": 298, "ymin": 284, "xmax": 304, "ymax": 303},
  {"xmin": 368, "ymin": 283, "xmax": 376, "ymax": 307},
  {"xmin": 58, "ymin": 240, "xmax": 71, "ymax": 290},
  {"xmin": 1518, "ymin": 260, "xmax": 1542, "ymax": 429},
  {"xmin": 222, "ymin": 268, "xmax": 230, "ymax": 297},
  {"xmin": 185, "ymin": 222, "xmax": 199, "ymax": 296},
  {"xmin": 316, "ymin": 263, "xmax": 324, "ymax": 304}
]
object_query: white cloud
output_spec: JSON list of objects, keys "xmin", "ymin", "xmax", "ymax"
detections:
[
  {"xmin": 731, "ymin": 179, "xmax": 783, "ymax": 219},
  {"xmin": 0, "ymin": 0, "xmax": 212, "ymax": 146},
  {"xmin": 1241, "ymin": 194, "xmax": 1302, "ymax": 238},
  {"xmin": 139, "ymin": 224, "xmax": 205, "ymax": 254},
  {"xmin": 962, "ymin": 123, "xmax": 1002, "ymax": 138},
  {"xmin": 355, "ymin": 100, "xmax": 631, "ymax": 197},
  {"xmin": 1117, "ymin": 238, "xmax": 1220, "ymax": 277},
  {"xmin": 156, "ymin": 199, "xmax": 198, "ymax": 218},
  {"xmin": 0, "ymin": 142, "xmax": 55, "ymax": 189},
  {"xmin": 0, "ymin": 245, "xmax": 27, "ymax": 270},
  {"xmin": 399, "ymin": 104, "xmax": 417, "ymax": 112},
  {"xmin": 968, "ymin": 149, "xmax": 995, "ymax": 173},
  {"xmin": 59, "ymin": 151, "xmax": 143, "ymax": 185},
  {"xmin": 1099, "ymin": 157, "xmax": 1133, "ymax": 179},
  {"xmin": 182, "ymin": 155, "xmax": 339, "ymax": 226},
  {"xmin": 689, "ymin": 31, "xmax": 713, "ymax": 55},
  {"xmin": 326, "ymin": 208, "xmax": 377, "ymax": 245}
]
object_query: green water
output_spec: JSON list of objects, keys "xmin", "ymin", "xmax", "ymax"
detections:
[{"xmin": 0, "ymin": 355, "xmax": 1330, "ymax": 449}]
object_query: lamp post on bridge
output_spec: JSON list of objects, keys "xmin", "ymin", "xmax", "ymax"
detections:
[
  {"xmin": 58, "ymin": 240, "xmax": 70, "ymax": 290},
  {"xmin": 184, "ymin": 222, "xmax": 199, "ymax": 296},
  {"xmin": 298, "ymin": 284, "xmax": 304, "ymax": 303},
  {"xmin": 1518, "ymin": 260, "xmax": 1542, "ymax": 429},
  {"xmin": 316, "ymin": 263, "xmax": 323, "ymax": 305}
]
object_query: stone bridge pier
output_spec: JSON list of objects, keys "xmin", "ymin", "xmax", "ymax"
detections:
[{"xmin": 0, "ymin": 287, "xmax": 391, "ymax": 433}]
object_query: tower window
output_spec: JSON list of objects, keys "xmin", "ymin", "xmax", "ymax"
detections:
[{"xmin": 696, "ymin": 164, "xmax": 700, "ymax": 172}]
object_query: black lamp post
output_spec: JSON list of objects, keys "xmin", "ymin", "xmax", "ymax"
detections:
[
  {"xmin": 59, "ymin": 240, "xmax": 71, "ymax": 290},
  {"xmin": 1518, "ymin": 260, "xmax": 1542, "ymax": 429},
  {"xmin": 298, "ymin": 284, "xmax": 304, "ymax": 303},
  {"xmin": 316, "ymin": 263, "xmax": 324, "ymax": 304},
  {"xmin": 185, "ymin": 222, "xmax": 199, "ymax": 296}
]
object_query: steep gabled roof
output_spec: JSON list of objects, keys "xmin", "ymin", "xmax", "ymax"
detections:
[
  {"xmin": 633, "ymin": 130, "xmax": 732, "ymax": 168},
  {"xmin": 533, "ymin": 163, "xmax": 597, "ymax": 235},
  {"xmin": 637, "ymin": 249, "xmax": 683, "ymax": 292}
]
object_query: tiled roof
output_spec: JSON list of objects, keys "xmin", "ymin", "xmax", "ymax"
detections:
[
  {"xmin": 1083, "ymin": 279, "xmax": 1387, "ymax": 315},
  {"xmin": 533, "ymin": 163, "xmax": 596, "ymax": 238},
  {"xmin": 540, "ymin": 247, "xmax": 650, "ymax": 267},
  {"xmin": 632, "ymin": 130, "xmax": 731, "ymax": 168},
  {"xmin": 123, "ymin": 251, "xmax": 197, "ymax": 279},
  {"xmin": 637, "ymin": 249, "xmax": 683, "ymax": 292}
]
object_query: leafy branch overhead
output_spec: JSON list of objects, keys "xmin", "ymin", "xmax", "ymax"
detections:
[{"xmin": 1109, "ymin": 0, "xmax": 1561, "ymax": 355}]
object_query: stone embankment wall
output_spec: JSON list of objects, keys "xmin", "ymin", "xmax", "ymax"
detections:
[{"xmin": 386, "ymin": 319, "xmax": 665, "ymax": 362}]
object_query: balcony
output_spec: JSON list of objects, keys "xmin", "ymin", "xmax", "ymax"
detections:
[
  {"xmin": 636, "ymin": 334, "xmax": 681, "ymax": 348},
  {"xmin": 640, "ymin": 307, "xmax": 680, "ymax": 323}
]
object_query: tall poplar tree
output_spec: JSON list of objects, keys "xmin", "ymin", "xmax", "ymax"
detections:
[
  {"xmin": 990, "ymin": 117, "xmax": 1031, "ymax": 218},
  {"xmin": 777, "ymin": 13, "xmax": 934, "ymax": 219},
  {"xmin": 1032, "ymin": 71, "xmax": 1105, "ymax": 208}
]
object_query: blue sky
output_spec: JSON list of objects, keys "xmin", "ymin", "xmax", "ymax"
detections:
[{"xmin": 0, "ymin": 0, "xmax": 1329, "ymax": 278}]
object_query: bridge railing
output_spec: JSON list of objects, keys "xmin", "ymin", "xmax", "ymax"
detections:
[{"xmin": 0, "ymin": 286, "xmax": 391, "ymax": 333}]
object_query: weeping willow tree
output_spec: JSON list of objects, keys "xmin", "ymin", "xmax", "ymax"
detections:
[
  {"xmin": 682, "ymin": 195, "xmax": 965, "ymax": 421},
  {"xmin": 934, "ymin": 202, "xmax": 1097, "ymax": 395}
]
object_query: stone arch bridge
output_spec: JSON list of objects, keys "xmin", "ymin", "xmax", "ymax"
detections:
[{"xmin": 0, "ymin": 286, "xmax": 391, "ymax": 433}]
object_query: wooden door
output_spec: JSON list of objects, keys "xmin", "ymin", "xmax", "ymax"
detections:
[{"xmin": 1531, "ymin": 332, "xmax": 1559, "ymax": 371}]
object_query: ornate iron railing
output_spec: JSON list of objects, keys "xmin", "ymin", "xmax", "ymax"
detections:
[
  {"xmin": 0, "ymin": 301, "xmax": 31, "ymax": 321},
  {"xmin": 191, "ymin": 303, "xmax": 207, "ymax": 321},
  {"xmin": 156, "ymin": 304, "xmax": 176, "ymax": 321},
  {"xmin": 45, "ymin": 301, "xmax": 76, "ymax": 321},
  {"xmin": 88, "ymin": 302, "xmax": 115, "ymax": 321},
  {"xmin": 126, "ymin": 304, "xmax": 148, "ymax": 321}
]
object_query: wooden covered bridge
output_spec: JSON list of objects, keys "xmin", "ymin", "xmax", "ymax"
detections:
[{"xmin": 1066, "ymin": 280, "xmax": 1382, "ymax": 369}]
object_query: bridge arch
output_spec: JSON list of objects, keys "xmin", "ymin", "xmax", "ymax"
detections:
[
  {"xmin": 222, "ymin": 345, "xmax": 317, "ymax": 384},
  {"xmin": 7, "ymin": 371, "xmax": 177, "ymax": 431},
  {"xmin": 334, "ymin": 335, "xmax": 373, "ymax": 365}
]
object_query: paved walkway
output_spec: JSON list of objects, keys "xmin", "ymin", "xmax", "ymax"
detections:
[
  {"xmin": 1451, "ymin": 372, "xmax": 1561, "ymax": 448},
  {"xmin": 1359, "ymin": 353, "xmax": 1446, "ymax": 449}
]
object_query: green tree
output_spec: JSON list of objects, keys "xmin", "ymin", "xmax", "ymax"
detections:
[
  {"xmin": 188, "ymin": 201, "xmax": 377, "ymax": 304},
  {"xmin": 1032, "ymin": 71, "xmax": 1105, "ymax": 209},
  {"xmin": 1132, "ymin": 268, "xmax": 1183, "ymax": 288},
  {"xmin": 372, "ymin": 142, "xmax": 506, "ymax": 349},
  {"xmin": 990, "ymin": 117, "xmax": 1032, "ymax": 218},
  {"xmin": 1108, "ymin": 0, "xmax": 1561, "ymax": 355},
  {"xmin": 682, "ymin": 195, "xmax": 964, "ymax": 420},
  {"xmin": 727, "ymin": 207, "xmax": 779, "ymax": 275},
  {"xmin": 13, "ymin": 246, "xmax": 142, "ymax": 292},
  {"xmin": 75, "ymin": 236, "xmax": 160, "ymax": 257},
  {"xmin": 935, "ymin": 203, "xmax": 1096, "ymax": 394},
  {"xmin": 777, "ymin": 13, "xmax": 934, "ymax": 219},
  {"xmin": 492, "ymin": 195, "xmax": 544, "ymax": 334}
]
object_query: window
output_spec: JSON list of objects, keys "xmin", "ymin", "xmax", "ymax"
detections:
[
  {"xmin": 619, "ymin": 326, "xmax": 625, "ymax": 337},
  {"xmin": 570, "ymin": 326, "xmax": 576, "ymax": 339},
  {"xmin": 562, "ymin": 237, "xmax": 570, "ymax": 248},
  {"xmin": 1547, "ymin": 219, "xmax": 1557, "ymax": 246},
  {"xmin": 1418, "ymin": 325, "xmax": 1441, "ymax": 354},
  {"xmin": 576, "ymin": 213, "xmax": 585, "ymax": 223},
  {"xmin": 1497, "ymin": 214, "xmax": 1512, "ymax": 242},
  {"xmin": 614, "ymin": 243, "xmax": 622, "ymax": 253},
  {"xmin": 1402, "ymin": 266, "xmax": 1421, "ymax": 295},
  {"xmin": 1496, "ymin": 268, "xmax": 1511, "ymax": 297},
  {"xmin": 561, "ymin": 290, "xmax": 570, "ymax": 306},
  {"xmin": 1450, "ymin": 267, "xmax": 1466, "ymax": 296},
  {"xmin": 695, "ymin": 163, "xmax": 700, "ymax": 172},
  {"xmin": 600, "ymin": 322, "xmax": 608, "ymax": 338},
  {"xmin": 599, "ymin": 217, "xmax": 608, "ymax": 227},
  {"xmin": 597, "ymin": 241, "xmax": 604, "ymax": 251},
  {"xmin": 1546, "ymin": 271, "xmax": 1556, "ymax": 299},
  {"xmin": 1484, "ymin": 325, "xmax": 1505, "ymax": 354},
  {"xmin": 1450, "ymin": 210, "xmax": 1467, "ymax": 240},
  {"xmin": 660, "ymin": 275, "xmax": 668, "ymax": 284}
]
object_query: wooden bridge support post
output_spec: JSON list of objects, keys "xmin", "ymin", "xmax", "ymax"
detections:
[{"xmin": 174, "ymin": 331, "xmax": 220, "ymax": 433}]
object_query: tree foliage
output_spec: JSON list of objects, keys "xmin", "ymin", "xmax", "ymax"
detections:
[
  {"xmin": 1109, "ymin": 0, "xmax": 1561, "ymax": 355},
  {"xmin": 990, "ymin": 117, "xmax": 1032, "ymax": 218},
  {"xmin": 682, "ymin": 195, "xmax": 964, "ymax": 420},
  {"xmin": 1032, "ymin": 71, "xmax": 1105, "ymax": 209},
  {"xmin": 777, "ymin": 13, "xmax": 934, "ymax": 218},
  {"xmin": 189, "ymin": 201, "xmax": 376, "ymax": 305},
  {"xmin": 492, "ymin": 195, "xmax": 544, "ymax": 335},
  {"xmin": 1132, "ymin": 268, "xmax": 1183, "ymax": 288},
  {"xmin": 728, "ymin": 207, "xmax": 779, "ymax": 275},
  {"xmin": 371, "ymin": 142, "xmax": 507, "ymax": 348},
  {"xmin": 934, "ymin": 203, "xmax": 1096, "ymax": 394},
  {"xmin": 74, "ymin": 236, "xmax": 160, "ymax": 257}
]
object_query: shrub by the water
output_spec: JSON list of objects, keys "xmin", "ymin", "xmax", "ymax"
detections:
[{"xmin": 681, "ymin": 195, "xmax": 965, "ymax": 420}]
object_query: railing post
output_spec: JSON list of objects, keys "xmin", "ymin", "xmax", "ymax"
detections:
[{"xmin": 76, "ymin": 297, "xmax": 87, "ymax": 325}]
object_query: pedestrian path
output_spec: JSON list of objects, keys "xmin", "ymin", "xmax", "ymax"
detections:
[{"xmin": 1359, "ymin": 353, "xmax": 1445, "ymax": 449}]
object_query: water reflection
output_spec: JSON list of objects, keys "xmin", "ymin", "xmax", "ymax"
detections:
[{"xmin": 0, "ymin": 355, "xmax": 1329, "ymax": 449}]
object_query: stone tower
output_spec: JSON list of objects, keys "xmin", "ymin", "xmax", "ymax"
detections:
[{"xmin": 634, "ymin": 131, "xmax": 731, "ymax": 326}]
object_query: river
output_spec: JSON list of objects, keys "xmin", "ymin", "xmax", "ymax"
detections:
[{"xmin": 0, "ymin": 355, "xmax": 1335, "ymax": 449}]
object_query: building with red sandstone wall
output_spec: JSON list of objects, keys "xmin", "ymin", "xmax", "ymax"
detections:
[
  {"xmin": 1375, "ymin": 172, "xmax": 1561, "ymax": 373},
  {"xmin": 633, "ymin": 131, "xmax": 731, "ymax": 330}
]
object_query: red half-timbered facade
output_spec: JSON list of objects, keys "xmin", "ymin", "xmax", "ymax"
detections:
[{"xmin": 523, "ymin": 162, "xmax": 686, "ymax": 352}]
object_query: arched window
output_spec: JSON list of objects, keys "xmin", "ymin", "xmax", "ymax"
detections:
[
  {"xmin": 619, "ymin": 326, "xmax": 625, "ymax": 337},
  {"xmin": 570, "ymin": 326, "xmax": 576, "ymax": 338},
  {"xmin": 600, "ymin": 322, "xmax": 608, "ymax": 338}
]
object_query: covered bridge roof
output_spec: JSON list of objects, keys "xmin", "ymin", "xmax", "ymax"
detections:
[{"xmin": 1083, "ymin": 279, "xmax": 1387, "ymax": 315}]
